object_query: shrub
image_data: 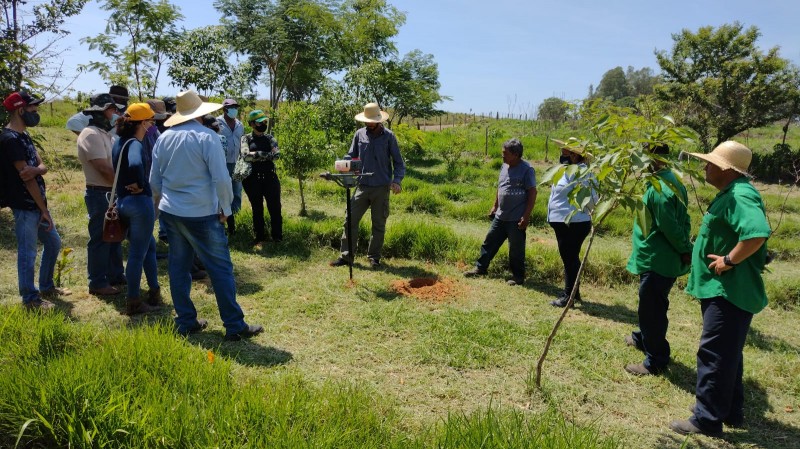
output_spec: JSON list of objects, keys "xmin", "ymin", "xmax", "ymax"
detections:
[
  {"xmin": 405, "ymin": 188, "xmax": 448, "ymax": 214},
  {"xmin": 392, "ymin": 123, "xmax": 426, "ymax": 160},
  {"xmin": 383, "ymin": 220, "xmax": 463, "ymax": 262},
  {"xmin": 751, "ymin": 144, "xmax": 800, "ymax": 184}
]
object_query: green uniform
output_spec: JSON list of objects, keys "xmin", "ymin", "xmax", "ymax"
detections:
[
  {"xmin": 627, "ymin": 169, "xmax": 692, "ymax": 277},
  {"xmin": 685, "ymin": 177, "xmax": 771, "ymax": 314}
]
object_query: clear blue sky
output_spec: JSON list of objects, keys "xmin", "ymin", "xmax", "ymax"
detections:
[{"xmin": 55, "ymin": 0, "xmax": 800, "ymax": 114}]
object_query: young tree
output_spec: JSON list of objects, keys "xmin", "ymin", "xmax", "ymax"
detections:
[
  {"xmin": 592, "ymin": 66, "xmax": 629, "ymax": 102},
  {"xmin": 0, "ymin": 0, "xmax": 88, "ymax": 93},
  {"xmin": 273, "ymin": 101, "xmax": 332, "ymax": 216},
  {"xmin": 80, "ymin": 0, "xmax": 183, "ymax": 100},
  {"xmin": 656, "ymin": 22, "xmax": 800, "ymax": 150},
  {"xmin": 167, "ymin": 25, "xmax": 234, "ymax": 95},
  {"xmin": 537, "ymin": 97, "xmax": 570, "ymax": 126},
  {"xmin": 532, "ymin": 99, "xmax": 700, "ymax": 389}
]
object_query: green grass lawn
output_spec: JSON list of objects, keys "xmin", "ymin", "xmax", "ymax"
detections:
[{"xmin": 0, "ymin": 124, "xmax": 798, "ymax": 448}]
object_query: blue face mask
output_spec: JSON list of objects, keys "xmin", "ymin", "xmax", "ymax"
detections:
[
  {"xmin": 110, "ymin": 113, "xmax": 121, "ymax": 126},
  {"xmin": 226, "ymin": 108, "xmax": 238, "ymax": 119}
]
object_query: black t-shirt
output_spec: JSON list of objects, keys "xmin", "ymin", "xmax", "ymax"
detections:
[
  {"xmin": 243, "ymin": 132, "xmax": 278, "ymax": 175},
  {"xmin": 0, "ymin": 128, "xmax": 46, "ymax": 210}
]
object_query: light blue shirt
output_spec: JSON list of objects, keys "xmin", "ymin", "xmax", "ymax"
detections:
[
  {"xmin": 546, "ymin": 163, "xmax": 596, "ymax": 223},
  {"xmin": 150, "ymin": 119, "xmax": 233, "ymax": 217},
  {"xmin": 216, "ymin": 116, "xmax": 244, "ymax": 164}
]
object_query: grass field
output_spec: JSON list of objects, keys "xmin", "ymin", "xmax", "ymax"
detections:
[{"xmin": 1, "ymin": 122, "xmax": 798, "ymax": 448}]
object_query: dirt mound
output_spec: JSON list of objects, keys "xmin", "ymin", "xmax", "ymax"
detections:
[{"xmin": 390, "ymin": 277, "xmax": 464, "ymax": 301}]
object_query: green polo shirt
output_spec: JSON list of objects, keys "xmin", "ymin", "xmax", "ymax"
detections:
[
  {"xmin": 627, "ymin": 169, "xmax": 693, "ymax": 278},
  {"xmin": 685, "ymin": 177, "xmax": 771, "ymax": 314}
]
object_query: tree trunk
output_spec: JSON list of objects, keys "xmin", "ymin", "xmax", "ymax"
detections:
[{"xmin": 298, "ymin": 177, "xmax": 307, "ymax": 217}]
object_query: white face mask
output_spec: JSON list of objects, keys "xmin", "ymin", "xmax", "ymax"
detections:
[{"xmin": 226, "ymin": 108, "xmax": 238, "ymax": 119}]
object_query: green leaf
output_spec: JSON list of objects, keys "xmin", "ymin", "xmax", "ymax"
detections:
[{"xmin": 538, "ymin": 164, "xmax": 566, "ymax": 186}]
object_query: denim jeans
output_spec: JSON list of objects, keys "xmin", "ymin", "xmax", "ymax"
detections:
[
  {"xmin": 13, "ymin": 209, "xmax": 61, "ymax": 303},
  {"xmin": 84, "ymin": 189, "xmax": 124, "ymax": 289},
  {"xmin": 630, "ymin": 271, "xmax": 677, "ymax": 372},
  {"xmin": 161, "ymin": 212, "xmax": 248, "ymax": 336},
  {"xmin": 339, "ymin": 185, "xmax": 390, "ymax": 262},
  {"xmin": 476, "ymin": 217, "xmax": 526, "ymax": 279},
  {"xmin": 118, "ymin": 195, "xmax": 159, "ymax": 298},
  {"xmin": 691, "ymin": 296, "xmax": 753, "ymax": 433},
  {"xmin": 226, "ymin": 162, "xmax": 242, "ymax": 214}
]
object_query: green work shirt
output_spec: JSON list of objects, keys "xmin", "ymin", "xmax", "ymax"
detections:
[
  {"xmin": 685, "ymin": 177, "xmax": 771, "ymax": 314},
  {"xmin": 627, "ymin": 169, "xmax": 693, "ymax": 278}
]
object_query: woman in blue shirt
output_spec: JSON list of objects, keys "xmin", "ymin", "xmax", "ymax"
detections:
[
  {"xmin": 112, "ymin": 103, "xmax": 161, "ymax": 315},
  {"xmin": 547, "ymin": 140, "xmax": 596, "ymax": 307}
]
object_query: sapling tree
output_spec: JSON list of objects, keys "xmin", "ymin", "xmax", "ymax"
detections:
[
  {"xmin": 273, "ymin": 101, "xmax": 332, "ymax": 216},
  {"xmin": 531, "ymin": 99, "xmax": 700, "ymax": 390}
]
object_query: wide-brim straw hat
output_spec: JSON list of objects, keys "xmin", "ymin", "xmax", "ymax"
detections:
[
  {"xmin": 354, "ymin": 102, "xmax": 389, "ymax": 123},
  {"xmin": 164, "ymin": 90, "xmax": 223, "ymax": 127},
  {"xmin": 552, "ymin": 138, "xmax": 593, "ymax": 162},
  {"xmin": 687, "ymin": 140, "xmax": 751, "ymax": 175}
]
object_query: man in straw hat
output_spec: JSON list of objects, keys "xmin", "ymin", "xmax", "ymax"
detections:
[
  {"xmin": 150, "ymin": 90, "xmax": 262, "ymax": 341},
  {"xmin": 669, "ymin": 140, "xmax": 770, "ymax": 437},
  {"xmin": 623, "ymin": 143, "xmax": 692, "ymax": 376},
  {"xmin": 330, "ymin": 102, "xmax": 405, "ymax": 269},
  {"xmin": 464, "ymin": 138, "xmax": 537, "ymax": 286}
]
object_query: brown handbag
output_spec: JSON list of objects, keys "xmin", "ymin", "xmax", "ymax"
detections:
[{"xmin": 102, "ymin": 140, "xmax": 130, "ymax": 243}]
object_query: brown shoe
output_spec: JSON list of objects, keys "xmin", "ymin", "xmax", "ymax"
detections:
[
  {"xmin": 146, "ymin": 288, "xmax": 163, "ymax": 306},
  {"xmin": 669, "ymin": 419, "xmax": 722, "ymax": 437},
  {"xmin": 624, "ymin": 363, "xmax": 656, "ymax": 376},
  {"xmin": 125, "ymin": 297, "xmax": 159, "ymax": 316},
  {"xmin": 89, "ymin": 285, "xmax": 120, "ymax": 296},
  {"xmin": 23, "ymin": 299, "xmax": 56, "ymax": 311},
  {"xmin": 464, "ymin": 267, "xmax": 487, "ymax": 277},
  {"xmin": 41, "ymin": 287, "xmax": 73, "ymax": 299}
]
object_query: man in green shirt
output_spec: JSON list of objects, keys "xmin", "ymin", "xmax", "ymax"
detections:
[
  {"xmin": 670, "ymin": 141, "xmax": 770, "ymax": 437},
  {"xmin": 624, "ymin": 144, "xmax": 692, "ymax": 376}
]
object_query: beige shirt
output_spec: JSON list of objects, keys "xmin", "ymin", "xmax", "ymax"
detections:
[{"xmin": 76, "ymin": 126, "xmax": 114, "ymax": 187}]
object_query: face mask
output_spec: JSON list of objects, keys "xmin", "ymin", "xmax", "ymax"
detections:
[
  {"xmin": 21, "ymin": 111, "xmax": 40, "ymax": 127},
  {"xmin": 559, "ymin": 155, "xmax": 572, "ymax": 165},
  {"xmin": 110, "ymin": 113, "xmax": 121, "ymax": 126},
  {"xmin": 254, "ymin": 123, "xmax": 267, "ymax": 132},
  {"xmin": 226, "ymin": 108, "xmax": 238, "ymax": 119}
]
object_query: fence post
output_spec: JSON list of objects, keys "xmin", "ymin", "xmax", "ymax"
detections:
[{"xmin": 485, "ymin": 126, "xmax": 489, "ymax": 156}]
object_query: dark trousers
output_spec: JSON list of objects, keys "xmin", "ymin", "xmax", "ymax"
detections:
[
  {"xmin": 243, "ymin": 172, "xmax": 282, "ymax": 241},
  {"xmin": 549, "ymin": 221, "xmax": 591, "ymax": 298},
  {"xmin": 691, "ymin": 296, "xmax": 753, "ymax": 433},
  {"xmin": 476, "ymin": 218, "xmax": 526, "ymax": 280},
  {"xmin": 631, "ymin": 271, "xmax": 676, "ymax": 372}
]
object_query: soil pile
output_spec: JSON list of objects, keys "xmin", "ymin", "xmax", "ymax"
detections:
[{"xmin": 390, "ymin": 277, "xmax": 463, "ymax": 301}]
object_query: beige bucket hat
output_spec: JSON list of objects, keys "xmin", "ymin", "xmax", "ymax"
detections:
[
  {"xmin": 354, "ymin": 102, "xmax": 389, "ymax": 123},
  {"xmin": 687, "ymin": 141, "xmax": 752, "ymax": 175},
  {"xmin": 164, "ymin": 90, "xmax": 223, "ymax": 127}
]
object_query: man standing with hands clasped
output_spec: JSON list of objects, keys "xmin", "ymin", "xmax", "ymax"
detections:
[
  {"xmin": 464, "ymin": 138, "xmax": 537, "ymax": 286},
  {"xmin": 330, "ymin": 103, "xmax": 405, "ymax": 269},
  {"xmin": 670, "ymin": 141, "xmax": 771, "ymax": 437}
]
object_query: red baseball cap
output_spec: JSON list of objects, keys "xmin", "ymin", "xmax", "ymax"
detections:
[{"xmin": 3, "ymin": 91, "xmax": 44, "ymax": 111}]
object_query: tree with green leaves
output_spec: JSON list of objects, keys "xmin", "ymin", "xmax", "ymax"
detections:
[
  {"xmin": 1, "ymin": 0, "xmax": 88, "ymax": 94},
  {"xmin": 655, "ymin": 22, "xmax": 800, "ymax": 151},
  {"xmin": 537, "ymin": 97, "xmax": 570, "ymax": 126},
  {"xmin": 274, "ymin": 101, "xmax": 332, "ymax": 216},
  {"xmin": 80, "ymin": 0, "xmax": 183, "ymax": 100},
  {"xmin": 592, "ymin": 66, "xmax": 629, "ymax": 102},
  {"xmin": 532, "ymin": 99, "xmax": 700, "ymax": 389}
]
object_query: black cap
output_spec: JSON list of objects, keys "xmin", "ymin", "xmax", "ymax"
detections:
[
  {"xmin": 83, "ymin": 93, "xmax": 125, "ymax": 113},
  {"xmin": 108, "ymin": 85, "xmax": 129, "ymax": 102}
]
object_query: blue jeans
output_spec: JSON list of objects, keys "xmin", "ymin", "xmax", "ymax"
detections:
[
  {"xmin": 118, "ymin": 195, "xmax": 159, "ymax": 298},
  {"xmin": 161, "ymin": 212, "xmax": 248, "ymax": 336},
  {"xmin": 631, "ymin": 271, "xmax": 677, "ymax": 372},
  {"xmin": 476, "ymin": 217, "xmax": 526, "ymax": 279},
  {"xmin": 691, "ymin": 297, "xmax": 753, "ymax": 433},
  {"xmin": 226, "ymin": 163, "xmax": 242, "ymax": 214},
  {"xmin": 13, "ymin": 209, "xmax": 61, "ymax": 303},
  {"xmin": 84, "ymin": 189, "xmax": 124, "ymax": 289}
]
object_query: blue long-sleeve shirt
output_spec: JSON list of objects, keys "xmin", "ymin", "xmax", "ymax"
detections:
[
  {"xmin": 347, "ymin": 126, "xmax": 405, "ymax": 187},
  {"xmin": 112, "ymin": 137, "xmax": 151, "ymax": 198},
  {"xmin": 150, "ymin": 120, "xmax": 233, "ymax": 217}
]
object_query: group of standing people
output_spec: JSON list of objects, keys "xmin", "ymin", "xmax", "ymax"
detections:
[{"xmin": 1, "ymin": 88, "xmax": 772, "ymax": 437}]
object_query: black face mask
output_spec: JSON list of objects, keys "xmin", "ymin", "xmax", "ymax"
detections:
[
  {"xmin": 254, "ymin": 123, "xmax": 267, "ymax": 133},
  {"xmin": 21, "ymin": 111, "xmax": 40, "ymax": 127},
  {"xmin": 559, "ymin": 155, "xmax": 572, "ymax": 165}
]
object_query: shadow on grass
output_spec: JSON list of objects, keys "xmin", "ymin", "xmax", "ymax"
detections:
[
  {"xmin": 0, "ymin": 211, "xmax": 16, "ymax": 250},
  {"xmin": 662, "ymin": 359, "xmax": 697, "ymax": 394},
  {"xmin": 405, "ymin": 166, "xmax": 450, "ymax": 185},
  {"xmin": 193, "ymin": 332, "xmax": 294, "ymax": 368},
  {"xmin": 746, "ymin": 326, "xmax": 800, "ymax": 354},
  {"xmin": 578, "ymin": 301, "xmax": 639, "ymax": 326}
]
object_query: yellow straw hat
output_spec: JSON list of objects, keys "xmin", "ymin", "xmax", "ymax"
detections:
[{"xmin": 687, "ymin": 141, "xmax": 752, "ymax": 175}]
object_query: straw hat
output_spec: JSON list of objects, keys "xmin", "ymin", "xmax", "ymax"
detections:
[
  {"xmin": 687, "ymin": 141, "xmax": 751, "ymax": 175},
  {"xmin": 354, "ymin": 102, "xmax": 389, "ymax": 123},
  {"xmin": 551, "ymin": 138, "xmax": 592, "ymax": 162},
  {"xmin": 164, "ymin": 90, "xmax": 223, "ymax": 127}
]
